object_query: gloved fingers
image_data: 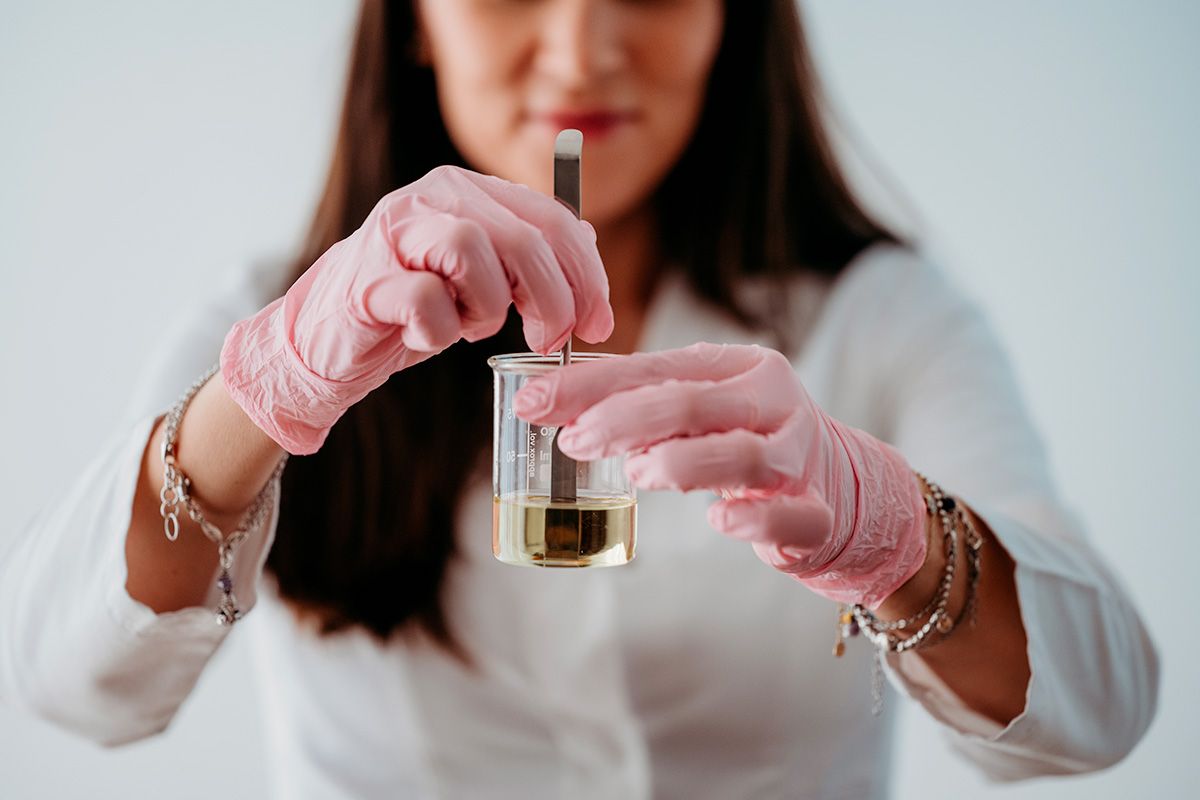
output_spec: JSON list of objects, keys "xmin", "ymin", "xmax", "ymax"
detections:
[
  {"xmin": 378, "ymin": 203, "xmax": 512, "ymax": 342},
  {"xmin": 453, "ymin": 194, "xmax": 576, "ymax": 352},
  {"xmin": 454, "ymin": 168, "xmax": 614, "ymax": 343},
  {"xmin": 707, "ymin": 493, "xmax": 834, "ymax": 555},
  {"xmin": 358, "ymin": 268, "xmax": 462, "ymax": 352},
  {"xmin": 554, "ymin": 355, "xmax": 804, "ymax": 460},
  {"xmin": 514, "ymin": 342, "xmax": 772, "ymax": 426},
  {"xmin": 378, "ymin": 183, "xmax": 574, "ymax": 354},
  {"xmin": 445, "ymin": 193, "xmax": 578, "ymax": 354},
  {"xmin": 623, "ymin": 426, "xmax": 798, "ymax": 493},
  {"xmin": 399, "ymin": 166, "xmax": 613, "ymax": 348},
  {"xmin": 750, "ymin": 539, "xmax": 832, "ymax": 577}
]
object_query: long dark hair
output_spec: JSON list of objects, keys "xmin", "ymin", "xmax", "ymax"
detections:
[{"xmin": 266, "ymin": 0, "xmax": 897, "ymax": 665}]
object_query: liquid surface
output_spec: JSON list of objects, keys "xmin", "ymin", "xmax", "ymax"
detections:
[{"xmin": 493, "ymin": 494, "xmax": 636, "ymax": 568}]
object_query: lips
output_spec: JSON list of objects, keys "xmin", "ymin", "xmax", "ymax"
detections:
[{"xmin": 532, "ymin": 109, "xmax": 638, "ymax": 138}]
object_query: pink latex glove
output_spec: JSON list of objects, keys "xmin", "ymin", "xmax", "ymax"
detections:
[
  {"xmin": 220, "ymin": 166, "xmax": 614, "ymax": 455},
  {"xmin": 512, "ymin": 342, "xmax": 927, "ymax": 608}
]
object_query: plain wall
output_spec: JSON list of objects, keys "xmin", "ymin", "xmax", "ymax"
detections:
[{"xmin": 1, "ymin": 1, "xmax": 1194, "ymax": 796}]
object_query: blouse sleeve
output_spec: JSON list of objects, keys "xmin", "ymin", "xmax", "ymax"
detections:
[
  {"xmin": 838, "ymin": 246, "xmax": 1160, "ymax": 780},
  {"xmin": 0, "ymin": 263, "xmax": 284, "ymax": 746}
]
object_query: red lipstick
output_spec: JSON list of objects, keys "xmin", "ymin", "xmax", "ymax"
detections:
[{"xmin": 532, "ymin": 109, "xmax": 638, "ymax": 139}]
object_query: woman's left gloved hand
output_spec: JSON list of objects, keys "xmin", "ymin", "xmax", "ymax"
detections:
[{"xmin": 513, "ymin": 342, "xmax": 927, "ymax": 608}]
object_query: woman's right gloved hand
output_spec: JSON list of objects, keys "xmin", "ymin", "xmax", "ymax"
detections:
[{"xmin": 220, "ymin": 165, "xmax": 614, "ymax": 455}]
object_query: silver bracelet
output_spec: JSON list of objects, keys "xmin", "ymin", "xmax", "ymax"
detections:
[
  {"xmin": 159, "ymin": 364, "xmax": 288, "ymax": 625},
  {"xmin": 832, "ymin": 472, "xmax": 983, "ymax": 714}
]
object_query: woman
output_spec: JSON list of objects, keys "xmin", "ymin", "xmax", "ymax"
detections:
[{"xmin": 0, "ymin": 1, "xmax": 1157, "ymax": 797}]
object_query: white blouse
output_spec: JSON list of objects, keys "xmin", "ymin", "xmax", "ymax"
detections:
[{"xmin": 0, "ymin": 243, "xmax": 1158, "ymax": 799}]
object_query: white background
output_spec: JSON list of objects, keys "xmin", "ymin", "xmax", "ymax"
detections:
[{"xmin": 1, "ymin": 1, "xmax": 1195, "ymax": 797}]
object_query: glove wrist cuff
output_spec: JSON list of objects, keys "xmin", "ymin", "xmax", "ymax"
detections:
[
  {"xmin": 792, "ymin": 424, "xmax": 928, "ymax": 608},
  {"xmin": 219, "ymin": 298, "xmax": 342, "ymax": 456}
]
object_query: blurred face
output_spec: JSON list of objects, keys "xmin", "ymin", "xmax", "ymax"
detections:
[{"xmin": 414, "ymin": 0, "xmax": 724, "ymax": 228}]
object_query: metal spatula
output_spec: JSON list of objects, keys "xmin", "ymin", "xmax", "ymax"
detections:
[{"xmin": 550, "ymin": 129, "xmax": 582, "ymax": 504}]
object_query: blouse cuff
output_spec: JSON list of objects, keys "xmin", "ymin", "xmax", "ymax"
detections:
[{"xmin": 878, "ymin": 498, "xmax": 1154, "ymax": 779}]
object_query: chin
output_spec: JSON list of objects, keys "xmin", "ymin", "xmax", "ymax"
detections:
[
  {"xmin": 475, "ymin": 143, "xmax": 653, "ymax": 227},
  {"xmin": 586, "ymin": 179, "xmax": 657, "ymax": 227}
]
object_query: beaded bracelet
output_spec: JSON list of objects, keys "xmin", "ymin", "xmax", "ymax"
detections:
[
  {"xmin": 159, "ymin": 364, "xmax": 289, "ymax": 625},
  {"xmin": 832, "ymin": 472, "xmax": 983, "ymax": 713}
]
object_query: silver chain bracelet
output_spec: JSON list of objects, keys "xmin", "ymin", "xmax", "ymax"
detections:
[
  {"xmin": 159, "ymin": 363, "xmax": 289, "ymax": 625},
  {"xmin": 833, "ymin": 472, "xmax": 983, "ymax": 714}
]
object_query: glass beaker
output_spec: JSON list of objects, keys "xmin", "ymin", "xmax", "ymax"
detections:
[{"xmin": 489, "ymin": 352, "xmax": 636, "ymax": 568}]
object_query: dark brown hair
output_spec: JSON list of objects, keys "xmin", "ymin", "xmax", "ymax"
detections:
[{"xmin": 266, "ymin": 0, "xmax": 897, "ymax": 665}]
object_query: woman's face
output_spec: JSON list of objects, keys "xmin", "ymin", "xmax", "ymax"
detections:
[{"xmin": 414, "ymin": 0, "xmax": 724, "ymax": 228}]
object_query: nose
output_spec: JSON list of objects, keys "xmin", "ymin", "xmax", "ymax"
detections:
[{"xmin": 534, "ymin": 0, "xmax": 625, "ymax": 88}]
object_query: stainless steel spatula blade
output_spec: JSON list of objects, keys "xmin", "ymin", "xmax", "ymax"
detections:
[{"xmin": 550, "ymin": 129, "xmax": 582, "ymax": 504}]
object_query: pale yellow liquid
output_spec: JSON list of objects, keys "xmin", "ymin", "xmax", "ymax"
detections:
[{"xmin": 493, "ymin": 494, "xmax": 636, "ymax": 568}]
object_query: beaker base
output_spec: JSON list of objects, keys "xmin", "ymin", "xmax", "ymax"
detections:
[{"xmin": 492, "ymin": 494, "xmax": 636, "ymax": 569}]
